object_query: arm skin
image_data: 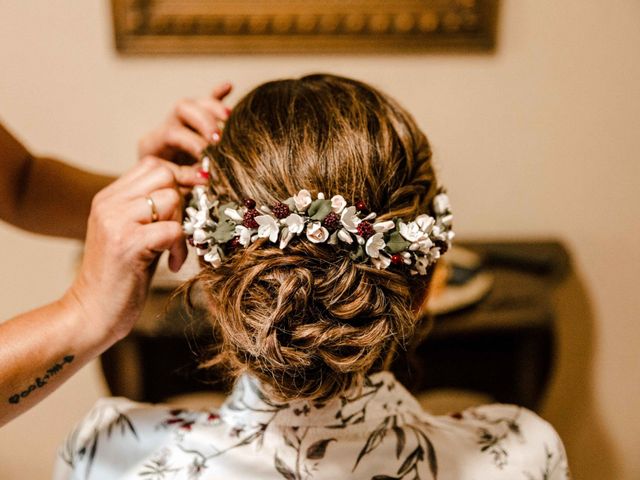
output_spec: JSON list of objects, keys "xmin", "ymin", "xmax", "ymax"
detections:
[
  {"xmin": 0, "ymin": 294, "xmax": 109, "ymax": 426},
  {"xmin": 0, "ymin": 122, "xmax": 114, "ymax": 239},
  {"xmin": 0, "ymin": 83, "xmax": 231, "ymax": 427},
  {"xmin": 0, "ymin": 157, "xmax": 207, "ymax": 427}
]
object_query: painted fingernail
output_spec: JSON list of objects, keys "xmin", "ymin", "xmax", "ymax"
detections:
[
  {"xmin": 211, "ymin": 131, "xmax": 221, "ymax": 143},
  {"xmin": 198, "ymin": 170, "xmax": 210, "ymax": 179}
]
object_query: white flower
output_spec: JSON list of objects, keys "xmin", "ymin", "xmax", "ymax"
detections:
[
  {"xmin": 373, "ymin": 220, "xmax": 395, "ymax": 233},
  {"xmin": 184, "ymin": 205, "xmax": 214, "ymax": 235},
  {"xmin": 284, "ymin": 213, "xmax": 305, "ymax": 234},
  {"xmin": 193, "ymin": 228, "xmax": 210, "ymax": 245},
  {"xmin": 293, "ymin": 189, "xmax": 312, "ymax": 212},
  {"xmin": 306, "ymin": 222, "xmax": 329, "ymax": 243},
  {"xmin": 195, "ymin": 189, "xmax": 215, "ymax": 211},
  {"xmin": 415, "ymin": 255, "xmax": 431, "ymax": 275},
  {"xmin": 317, "ymin": 192, "xmax": 325, "ymax": 199},
  {"xmin": 447, "ymin": 230, "xmax": 455, "ymax": 243},
  {"xmin": 234, "ymin": 225, "xmax": 253, "ymax": 246},
  {"xmin": 255, "ymin": 215, "xmax": 279, "ymax": 243},
  {"xmin": 192, "ymin": 185, "xmax": 207, "ymax": 202},
  {"xmin": 416, "ymin": 236, "xmax": 435, "ymax": 253},
  {"xmin": 204, "ymin": 248, "xmax": 222, "ymax": 268},
  {"xmin": 340, "ymin": 206, "xmax": 361, "ymax": 233},
  {"xmin": 224, "ymin": 208, "xmax": 243, "ymax": 222},
  {"xmin": 439, "ymin": 214, "xmax": 453, "ymax": 228},
  {"xmin": 331, "ymin": 195, "xmax": 347, "ymax": 214},
  {"xmin": 399, "ymin": 221, "xmax": 423, "ymax": 242},
  {"xmin": 371, "ymin": 255, "xmax": 391, "ymax": 270},
  {"xmin": 431, "ymin": 224, "xmax": 445, "ymax": 241},
  {"xmin": 337, "ymin": 228, "xmax": 353, "ymax": 244},
  {"xmin": 279, "ymin": 228, "xmax": 294, "ymax": 249},
  {"xmin": 415, "ymin": 214, "xmax": 435, "ymax": 233},
  {"xmin": 433, "ymin": 193, "xmax": 451, "ymax": 215},
  {"xmin": 183, "ymin": 207, "xmax": 200, "ymax": 235},
  {"xmin": 365, "ymin": 233, "xmax": 386, "ymax": 258}
]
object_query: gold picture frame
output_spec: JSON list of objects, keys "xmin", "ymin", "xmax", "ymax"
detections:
[{"xmin": 111, "ymin": 0, "xmax": 499, "ymax": 54}]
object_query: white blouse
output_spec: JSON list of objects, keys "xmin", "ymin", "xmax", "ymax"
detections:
[{"xmin": 53, "ymin": 371, "xmax": 570, "ymax": 479}]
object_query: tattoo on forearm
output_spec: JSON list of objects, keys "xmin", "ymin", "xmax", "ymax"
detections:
[{"xmin": 7, "ymin": 355, "xmax": 75, "ymax": 405}]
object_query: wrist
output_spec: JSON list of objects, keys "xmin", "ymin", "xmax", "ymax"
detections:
[{"xmin": 59, "ymin": 282, "xmax": 120, "ymax": 357}]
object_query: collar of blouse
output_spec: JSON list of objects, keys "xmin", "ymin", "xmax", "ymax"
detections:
[{"xmin": 219, "ymin": 371, "xmax": 424, "ymax": 430}]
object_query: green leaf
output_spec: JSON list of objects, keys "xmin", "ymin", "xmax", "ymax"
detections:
[
  {"xmin": 212, "ymin": 220, "xmax": 236, "ymax": 243},
  {"xmin": 310, "ymin": 200, "xmax": 333, "ymax": 221},
  {"xmin": 217, "ymin": 202, "xmax": 238, "ymax": 223},
  {"xmin": 386, "ymin": 232, "xmax": 411, "ymax": 253},
  {"xmin": 307, "ymin": 198, "xmax": 322, "ymax": 216}
]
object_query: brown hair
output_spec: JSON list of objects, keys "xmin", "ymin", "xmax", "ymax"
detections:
[{"xmin": 189, "ymin": 74, "xmax": 440, "ymax": 402}]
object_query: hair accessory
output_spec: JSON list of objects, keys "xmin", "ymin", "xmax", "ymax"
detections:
[{"xmin": 183, "ymin": 158, "xmax": 454, "ymax": 275}]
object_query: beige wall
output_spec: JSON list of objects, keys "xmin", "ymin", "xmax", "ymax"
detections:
[{"xmin": 1, "ymin": 1, "xmax": 639, "ymax": 478}]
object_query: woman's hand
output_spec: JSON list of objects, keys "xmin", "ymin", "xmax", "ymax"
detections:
[
  {"xmin": 137, "ymin": 83, "xmax": 233, "ymax": 164},
  {"xmin": 64, "ymin": 157, "xmax": 207, "ymax": 348},
  {"xmin": 0, "ymin": 158, "xmax": 207, "ymax": 426}
]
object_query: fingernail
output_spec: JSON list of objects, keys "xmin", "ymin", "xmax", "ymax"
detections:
[
  {"xmin": 198, "ymin": 170, "xmax": 210, "ymax": 179},
  {"xmin": 211, "ymin": 131, "xmax": 221, "ymax": 143}
]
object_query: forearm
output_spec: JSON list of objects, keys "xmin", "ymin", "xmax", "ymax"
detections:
[
  {"xmin": 10, "ymin": 155, "xmax": 114, "ymax": 239},
  {"xmin": 0, "ymin": 122, "xmax": 114, "ymax": 239},
  {"xmin": 0, "ymin": 292, "xmax": 112, "ymax": 427}
]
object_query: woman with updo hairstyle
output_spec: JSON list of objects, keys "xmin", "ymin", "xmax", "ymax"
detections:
[{"xmin": 54, "ymin": 74, "xmax": 570, "ymax": 480}]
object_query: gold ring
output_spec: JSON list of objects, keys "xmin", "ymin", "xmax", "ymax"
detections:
[{"xmin": 145, "ymin": 195, "xmax": 159, "ymax": 223}]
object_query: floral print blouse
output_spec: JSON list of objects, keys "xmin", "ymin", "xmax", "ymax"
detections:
[{"xmin": 53, "ymin": 371, "xmax": 570, "ymax": 480}]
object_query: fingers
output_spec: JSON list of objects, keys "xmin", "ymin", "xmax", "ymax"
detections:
[
  {"xmin": 175, "ymin": 98, "xmax": 221, "ymax": 141},
  {"xmin": 125, "ymin": 157, "xmax": 207, "ymax": 197},
  {"xmin": 132, "ymin": 188, "xmax": 182, "ymax": 224},
  {"xmin": 137, "ymin": 221, "xmax": 188, "ymax": 272},
  {"xmin": 198, "ymin": 97, "xmax": 229, "ymax": 129},
  {"xmin": 138, "ymin": 85, "xmax": 232, "ymax": 162},
  {"xmin": 162, "ymin": 125, "xmax": 209, "ymax": 159},
  {"xmin": 212, "ymin": 82, "xmax": 232, "ymax": 100},
  {"xmin": 168, "ymin": 237, "xmax": 188, "ymax": 272}
]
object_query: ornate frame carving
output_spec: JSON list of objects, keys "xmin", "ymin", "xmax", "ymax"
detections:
[{"xmin": 111, "ymin": 0, "xmax": 499, "ymax": 54}]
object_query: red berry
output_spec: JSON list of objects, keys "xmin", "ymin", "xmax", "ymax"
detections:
[
  {"xmin": 243, "ymin": 209, "xmax": 260, "ymax": 229},
  {"xmin": 322, "ymin": 212, "xmax": 340, "ymax": 231},
  {"xmin": 391, "ymin": 254, "xmax": 403, "ymax": 265},
  {"xmin": 355, "ymin": 199, "xmax": 368, "ymax": 213},
  {"xmin": 244, "ymin": 198, "xmax": 256, "ymax": 209},
  {"xmin": 229, "ymin": 237, "xmax": 241, "ymax": 249},
  {"xmin": 272, "ymin": 201, "xmax": 291, "ymax": 219},
  {"xmin": 357, "ymin": 221, "xmax": 375, "ymax": 239}
]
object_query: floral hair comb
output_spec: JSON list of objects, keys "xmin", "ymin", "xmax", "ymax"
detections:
[{"xmin": 183, "ymin": 158, "xmax": 454, "ymax": 275}]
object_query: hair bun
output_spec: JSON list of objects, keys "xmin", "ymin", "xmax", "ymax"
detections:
[{"xmin": 195, "ymin": 240, "xmax": 420, "ymax": 401}]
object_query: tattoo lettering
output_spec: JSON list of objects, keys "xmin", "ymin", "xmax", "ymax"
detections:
[{"xmin": 8, "ymin": 355, "xmax": 75, "ymax": 405}]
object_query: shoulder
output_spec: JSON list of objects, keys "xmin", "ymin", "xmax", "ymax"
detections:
[
  {"xmin": 434, "ymin": 403, "xmax": 570, "ymax": 478},
  {"xmin": 55, "ymin": 397, "xmax": 224, "ymax": 480}
]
